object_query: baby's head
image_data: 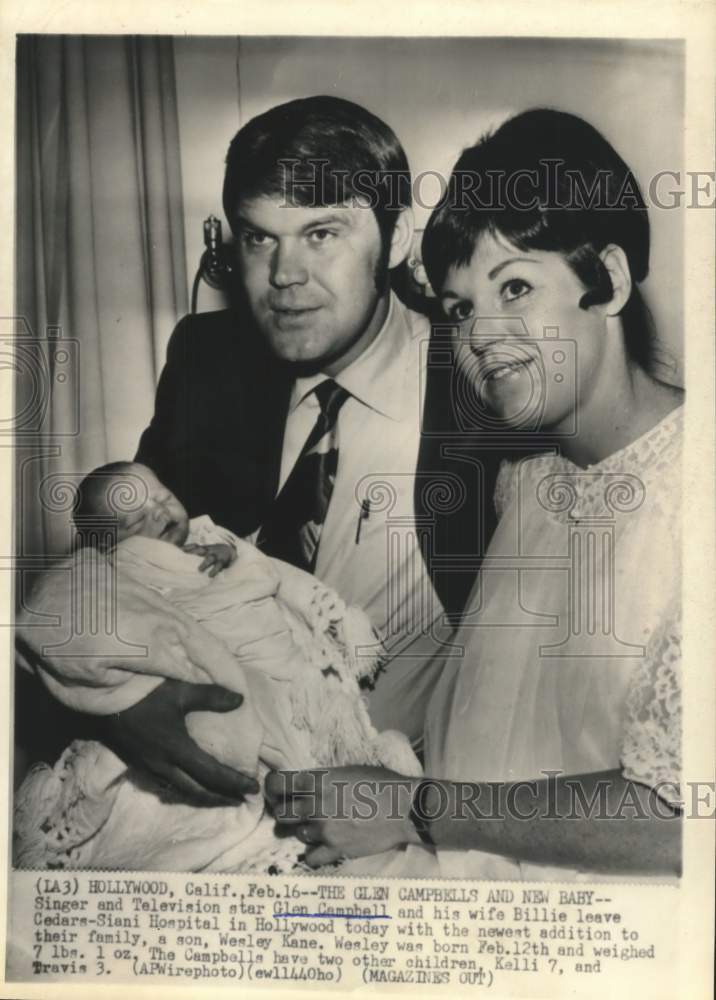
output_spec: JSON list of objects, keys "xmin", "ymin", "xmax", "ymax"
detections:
[{"xmin": 73, "ymin": 462, "xmax": 189, "ymax": 548}]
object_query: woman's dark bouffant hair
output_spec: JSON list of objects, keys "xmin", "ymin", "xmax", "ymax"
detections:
[{"xmin": 422, "ymin": 108, "xmax": 655, "ymax": 370}]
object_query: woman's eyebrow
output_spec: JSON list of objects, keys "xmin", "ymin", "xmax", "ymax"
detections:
[{"xmin": 488, "ymin": 257, "xmax": 541, "ymax": 279}]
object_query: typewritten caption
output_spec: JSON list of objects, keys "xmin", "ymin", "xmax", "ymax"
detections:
[{"xmin": 7, "ymin": 871, "xmax": 678, "ymax": 992}]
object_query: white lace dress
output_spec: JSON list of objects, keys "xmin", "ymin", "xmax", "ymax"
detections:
[{"xmin": 344, "ymin": 406, "xmax": 683, "ymax": 880}]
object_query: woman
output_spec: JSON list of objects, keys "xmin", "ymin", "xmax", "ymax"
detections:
[{"xmin": 267, "ymin": 109, "xmax": 684, "ymax": 879}]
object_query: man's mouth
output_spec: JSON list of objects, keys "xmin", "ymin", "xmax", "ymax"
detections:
[
  {"xmin": 270, "ymin": 305, "xmax": 321, "ymax": 315},
  {"xmin": 270, "ymin": 305, "xmax": 323, "ymax": 329},
  {"xmin": 160, "ymin": 520, "xmax": 177, "ymax": 537}
]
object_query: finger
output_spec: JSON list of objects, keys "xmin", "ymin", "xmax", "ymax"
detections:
[
  {"xmin": 265, "ymin": 769, "xmax": 308, "ymax": 803},
  {"xmin": 208, "ymin": 563, "xmax": 224, "ymax": 578},
  {"xmin": 271, "ymin": 795, "xmax": 318, "ymax": 823},
  {"xmin": 179, "ymin": 682, "xmax": 244, "ymax": 715},
  {"xmin": 153, "ymin": 761, "xmax": 248, "ymax": 809},
  {"xmin": 182, "ymin": 544, "xmax": 201, "ymax": 553},
  {"xmin": 265, "ymin": 769, "xmax": 325, "ymax": 803},
  {"xmin": 303, "ymin": 844, "xmax": 344, "ymax": 868},
  {"xmin": 264, "ymin": 770, "xmax": 284, "ymax": 802},
  {"xmin": 179, "ymin": 748, "xmax": 260, "ymax": 799},
  {"xmin": 198, "ymin": 555, "xmax": 214, "ymax": 572},
  {"xmin": 294, "ymin": 822, "xmax": 322, "ymax": 845}
]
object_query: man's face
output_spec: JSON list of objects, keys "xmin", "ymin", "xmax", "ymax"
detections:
[{"xmin": 235, "ymin": 195, "xmax": 389, "ymax": 375}]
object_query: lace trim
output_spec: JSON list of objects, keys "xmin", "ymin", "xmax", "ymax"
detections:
[
  {"xmin": 496, "ymin": 405, "xmax": 683, "ymax": 522},
  {"xmin": 621, "ymin": 605, "xmax": 682, "ymax": 807}
]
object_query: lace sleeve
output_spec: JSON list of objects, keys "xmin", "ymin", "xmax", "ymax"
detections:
[{"xmin": 621, "ymin": 606, "xmax": 682, "ymax": 809}]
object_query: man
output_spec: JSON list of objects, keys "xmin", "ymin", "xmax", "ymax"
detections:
[{"xmin": 18, "ymin": 96, "xmax": 500, "ymax": 800}]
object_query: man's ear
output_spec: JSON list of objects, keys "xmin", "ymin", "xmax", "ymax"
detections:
[
  {"xmin": 599, "ymin": 244, "xmax": 632, "ymax": 316},
  {"xmin": 388, "ymin": 208, "xmax": 415, "ymax": 269}
]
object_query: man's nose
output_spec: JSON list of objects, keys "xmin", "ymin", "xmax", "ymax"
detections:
[{"xmin": 270, "ymin": 240, "xmax": 308, "ymax": 288}]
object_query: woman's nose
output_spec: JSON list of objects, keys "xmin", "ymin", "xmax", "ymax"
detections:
[
  {"xmin": 271, "ymin": 241, "xmax": 308, "ymax": 287},
  {"xmin": 466, "ymin": 316, "xmax": 531, "ymax": 351}
]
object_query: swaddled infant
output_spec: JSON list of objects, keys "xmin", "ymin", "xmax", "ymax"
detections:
[
  {"xmin": 14, "ymin": 462, "xmax": 419, "ymax": 873},
  {"xmin": 75, "ymin": 461, "xmax": 421, "ymax": 769}
]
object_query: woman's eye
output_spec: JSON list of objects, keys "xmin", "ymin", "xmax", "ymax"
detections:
[
  {"xmin": 501, "ymin": 278, "xmax": 532, "ymax": 303},
  {"xmin": 445, "ymin": 300, "xmax": 474, "ymax": 322}
]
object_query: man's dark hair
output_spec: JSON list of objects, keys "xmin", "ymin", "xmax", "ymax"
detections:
[
  {"xmin": 422, "ymin": 108, "xmax": 655, "ymax": 370},
  {"xmin": 222, "ymin": 95, "xmax": 412, "ymax": 260}
]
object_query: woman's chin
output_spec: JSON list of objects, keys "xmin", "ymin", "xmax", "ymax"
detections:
[{"xmin": 481, "ymin": 391, "xmax": 546, "ymax": 431}]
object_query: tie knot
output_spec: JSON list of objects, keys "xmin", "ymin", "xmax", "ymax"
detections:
[{"xmin": 314, "ymin": 379, "xmax": 349, "ymax": 422}]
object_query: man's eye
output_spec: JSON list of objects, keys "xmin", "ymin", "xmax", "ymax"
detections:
[
  {"xmin": 501, "ymin": 278, "xmax": 532, "ymax": 303},
  {"xmin": 307, "ymin": 229, "xmax": 336, "ymax": 244},
  {"xmin": 445, "ymin": 300, "xmax": 474, "ymax": 322},
  {"xmin": 241, "ymin": 231, "xmax": 271, "ymax": 248}
]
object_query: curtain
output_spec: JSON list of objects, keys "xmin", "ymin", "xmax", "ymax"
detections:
[{"xmin": 15, "ymin": 35, "xmax": 188, "ymax": 561}]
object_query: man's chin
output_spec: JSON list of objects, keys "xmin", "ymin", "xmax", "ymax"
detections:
[{"xmin": 263, "ymin": 331, "xmax": 332, "ymax": 368}]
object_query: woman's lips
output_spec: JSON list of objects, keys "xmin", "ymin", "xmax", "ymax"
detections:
[{"xmin": 481, "ymin": 355, "xmax": 537, "ymax": 385}]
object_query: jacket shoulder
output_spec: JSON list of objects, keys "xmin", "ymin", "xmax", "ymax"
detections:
[{"xmin": 166, "ymin": 307, "xmax": 272, "ymax": 370}]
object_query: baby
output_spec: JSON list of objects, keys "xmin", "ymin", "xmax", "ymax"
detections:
[
  {"xmin": 72, "ymin": 460, "xmax": 238, "ymax": 574},
  {"xmin": 14, "ymin": 462, "xmax": 420, "ymax": 873}
]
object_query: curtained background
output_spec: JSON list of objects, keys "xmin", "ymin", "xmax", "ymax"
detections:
[
  {"xmin": 15, "ymin": 35, "xmax": 188, "ymax": 559},
  {"xmin": 14, "ymin": 36, "xmax": 685, "ymax": 560}
]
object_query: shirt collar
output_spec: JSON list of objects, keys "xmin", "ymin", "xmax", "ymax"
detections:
[{"xmin": 289, "ymin": 293, "xmax": 413, "ymax": 421}]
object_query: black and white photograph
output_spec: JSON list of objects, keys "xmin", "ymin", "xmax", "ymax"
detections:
[{"xmin": 2, "ymin": 10, "xmax": 714, "ymax": 997}]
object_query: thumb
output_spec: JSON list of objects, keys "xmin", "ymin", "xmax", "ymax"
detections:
[{"xmin": 181, "ymin": 683, "xmax": 244, "ymax": 714}]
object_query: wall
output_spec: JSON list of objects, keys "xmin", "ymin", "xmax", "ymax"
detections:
[{"xmin": 173, "ymin": 36, "xmax": 684, "ymax": 379}]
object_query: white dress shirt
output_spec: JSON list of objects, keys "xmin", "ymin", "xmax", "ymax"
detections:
[{"xmin": 275, "ymin": 294, "xmax": 447, "ymax": 740}]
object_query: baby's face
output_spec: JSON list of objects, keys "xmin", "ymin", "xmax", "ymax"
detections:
[{"xmin": 109, "ymin": 465, "xmax": 190, "ymax": 546}]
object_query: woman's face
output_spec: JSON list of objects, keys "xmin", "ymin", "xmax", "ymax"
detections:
[{"xmin": 440, "ymin": 232, "xmax": 609, "ymax": 434}]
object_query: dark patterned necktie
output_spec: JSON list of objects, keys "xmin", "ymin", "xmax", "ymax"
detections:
[{"xmin": 257, "ymin": 379, "xmax": 350, "ymax": 571}]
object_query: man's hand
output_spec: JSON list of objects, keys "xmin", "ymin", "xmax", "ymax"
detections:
[
  {"xmin": 100, "ymin": 679, "xmax": 260, "ymax": 806},
  {"xmin": 183, "ymin": 542, "xmax": 237, "ymax": 577},
  {"xmin": 265, "ymin": 767, "xmax": 421, "ymax": 867}
]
